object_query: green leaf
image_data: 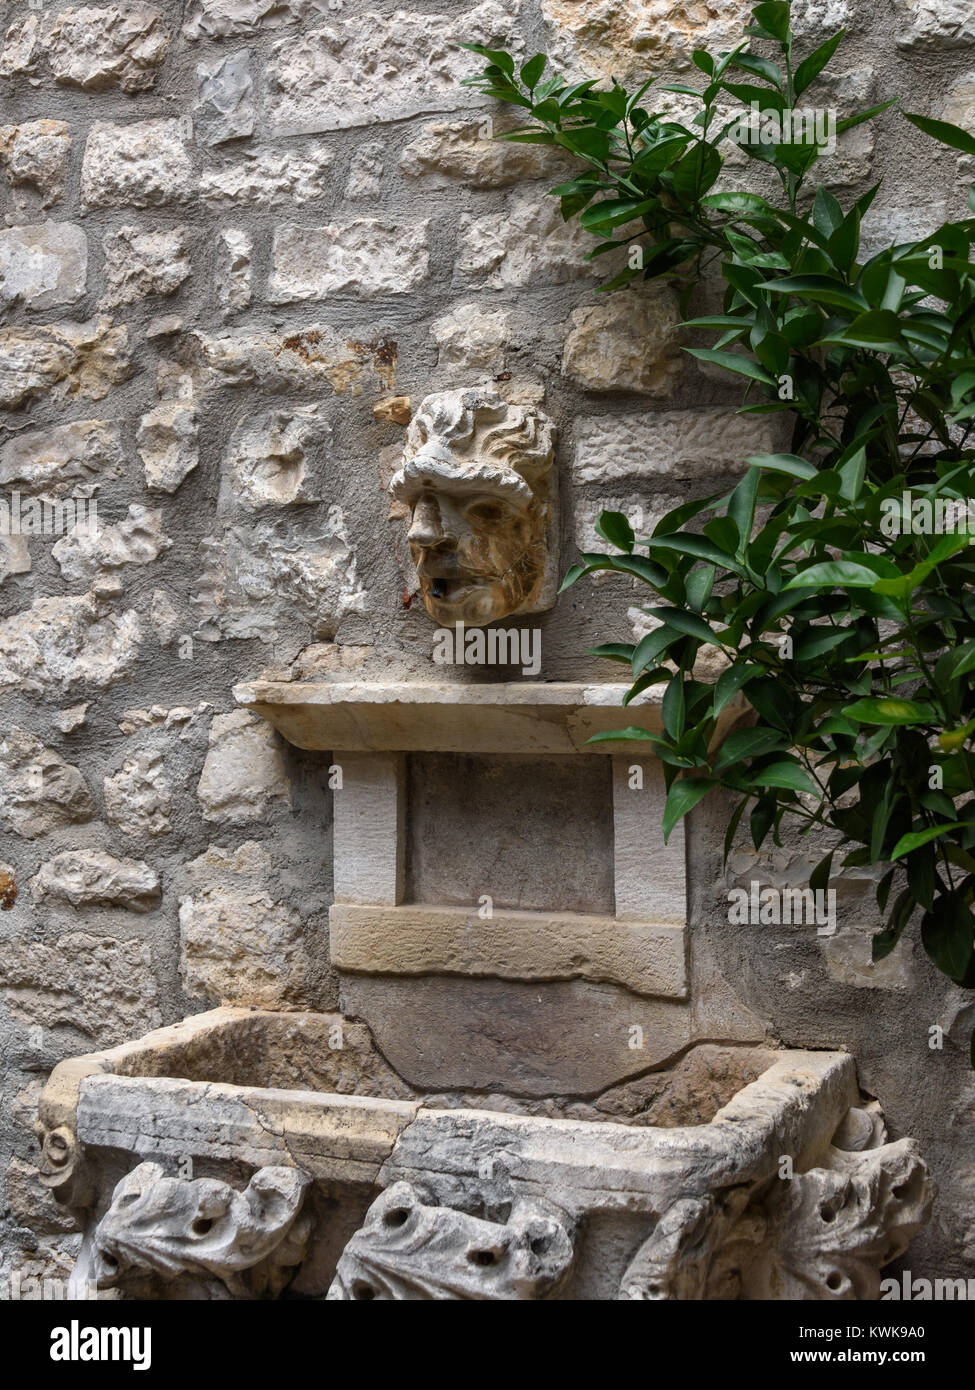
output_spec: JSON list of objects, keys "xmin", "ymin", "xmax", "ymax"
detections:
[
  {"xmin": 745, "ymin": 452, "xmax": 817, "ymax": 480},
  {"xmin": 714, "ymin": 663, "xmax": 762, "ymax": 715},
  {"xmin": 835, "ymin": 99, "xmax": 897, "ymax": 134},
  {"xmin": 714, "ymin": 727, "xmax": 785, "ymax": 771},
  {"xmin": 921, "ymin": 895, "xmax": 975, "ymax": 983},
  {"xmin": 749, "ymin": 760, "xmax": 819, "ymax": 795},
  {"xmin": 520, "ymin": 53, "xmax": 547, "ymax": 89},
  {"xmin": 684, "ymin": 347, "xmax": 777, "ymax": 386},
  {"xmin": 595, "ymin": 510, "xmax": 635, "ymax": 553},
  {"xmin": 700, "ymin": 191, "xmax": 769, "ymax": 216},
  {"xmin": 643, "ymin": 607, "xmax": 725, "ymax": 647},
  {"xmin": 760, "ymin": 274, "xmax": 867, "ymax": 313},
  {"xmin": 793, "ymin": 29, "xmax": 846, "ymax": 97},
  {"xmin": 751, "ymin": 1, "xmax": 791, "ymax": 42},
  {"xmin": 890, "ymin": 823, "xmax": 971, "ymax": 861},
  {"xmin": 663, "ymin": 777, "xmax": 714, "ymax": 841},
  {"xmin": 587, "ymin": 726, "xmax": 660, "ymax": 744},
  {"xmin": 904, "ymin": 112, "xmax": 975, "ymax": 158},
  {"xmin": 783, "ymin": 560, "xmax": 883, "ymax": 589},
  {"xmin": 842, "ymin": 697, "xmax": 937, "ymax": 726}
]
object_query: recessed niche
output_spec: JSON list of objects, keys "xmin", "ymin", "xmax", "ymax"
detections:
[{"xmin": 405, "ymin": 752, "xmax": 615, "ymax": 914}]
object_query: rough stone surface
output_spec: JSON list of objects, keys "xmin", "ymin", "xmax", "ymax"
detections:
[
  {"xmin": 137, "ymin": 400, "xmax": 199, "ymax": 494},
  {"xmin": 0, "ymin": 120, "xmax": 71, "ymax": 207},
  {"xmin": 562, "ymin": 289, "xmax": 683, "ymax": 395},
  {"xmin": 0, "ymin": 222, "xmax": 86, "ymax": 309},
  {"xmin": 103, "ymin": 750, "xmax": 172, "ymax": 838},
  {"xmin": 52, "ymin": 505, "xmax": 171, "ymax": 584},
  {"xmin": 199, "ymin": 145, "xmax": 333, "ymax": 205},
  {"xmin": 196, "ymin": 710, "xmax": 291, "ymax": 823},
  {"xmin": 195, "ymin": 50, "xmax": 255, "ymax": 147},
  {"xmin": 30, "ymin": 852, "xmax": 161, "ymax": 912},
  {"xmin": 81, "ymin": 121, "xmax": 194, "ymax": 209},
  {"xmin": 572, "ymin": 409, "xmax": 784, "ymax": 483},
  {"xmin": 401, "ymin": 117, "xmax": 569, "ymax": 188},
  {"xmin": 0, "ymin": 420, "xmax": 124, "ymax": 496},
  {"xmin": 0, "ymin": 592, "xmax": 141, "ymax": 696},
  {"xmin": 46, "ymin": 4, "xmax": 169, "ymax": 93},
  {"xmin": 431, "ymin": 304, "xmax": 511, "ymax": 376},
  {"xmin": 0, "ymin": 729, "xmax": 94, "ymax": 839},
  {"xmin": 101, "ymin": 225, "xmax": 191, "ymax": 308},
  {"xmin": 457, "ymin": 192, "xmax": 596, "ymax": 288},
  {"xmin": 179, "ymin": 843, "xmax": 311, "ymax": 1008},
  {"xmin": 0, "ymin": 319, "xmax": 130, "ymax": 410},
  {"xmin": 222, "ymin": 407, "xmax": 330, "ymax": 509},
  {"xmin": 215, "ymin": 227, "xmax": 252, "ymax": 313},
  {"xmin": 0, "ymin": 932, "xmax": 160, "ymax": 1043},
  {"xmin": 268, "ymin": 221, "xmax": 429, "ymax": 302}
]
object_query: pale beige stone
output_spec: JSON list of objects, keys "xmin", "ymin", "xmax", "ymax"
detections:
[
  {"xmin": 189, "ymin": 326, "xmax": 397, "ymax": 395},
  {"xmin": 196, "ymin": 710, "xmax": 291, "ymax": 823},
  {"xmin": 30, "ymin": 852, "xmax": 161, "ymax": 912},
  {"xmin": 81, "ymin": 120, "xmax": 194, "ymax": 209},
  {"xmin": 612, "ymin": 757, "xmax": 685, "ymax": 925},
  {"xmin": 0, "ymin": 420, "xmax": 124, "ymax": 496},
  {"xmin": 0, "ymin": 121, "xmax": 71, "ymax": 206},
  {"xmin": 372, "ymin": 396, "xmax": 411, "ymax": 426},
  {"xmin": 138, "ymin": 400, "xmax": 199, "ymax": 494},
  {"xmin": 264, "ymin": 3, "xmax": 522, "ymax": 136},
  {"xmin": 563, "ymin": 289, "xmax": 683, "ymax": 396},
  {"xmin": 55, "ymin": 704, "xmax": 89, "ymax": 734},
  {"xmin": 47, "ymin": 4, "xmax": 169, "ymax": 92},
  {"xmin": 52, "ymin": 505, "xmax": 171, "ymax": 584},
  {"xmin": 0, "ymin": 318, "xmax": 130, "ymax": 410},
  {"xmin": 457, "ymin": 192, "xmax": 597, "ymax": 288},
  {"xmin": 0, "ymin": 591, "xmax": 141, "ymax": 696},
  {"xmin": 195, "ymin": 49, "xmax": 254, "ymax": 146},
  {"xmin": 6, "ymin": 1154, "xmax": 80, "ymax": 1235},
  {"xmin": 0, "ymin": 931, "xmax": 160, "ymax": 1042},
  {"xmin": 332, "ymin": 902, "xmax": 686, "ymax": 998},
  {"xmin": 332, "ymin": 754, "xmax": 405, "ymax": 907},
  {"xmin": 0, "ymin": 533, "xmax": 30, "ymax": 582},
  {"xmin": 200, "ymin": 145, "xmax": 333, "ymax": 205},
  {"xmin": 0, "ymin": 728, "xmax": 94, "ymax": 838},
  {"xmin": 268, "ymin": 220, "xmax": 429, "ymax": 302},
  {"xmin": 401, "ymin": 116, "xmax": 570, "ymax": 188},
  {"xmin": 542, "ymin": 0, "xmax": 753, "ymax": 81},
  {"xmin": 223, "ymin": 407, "xmax": 329, "ymax": 509},
  {"xmin": 431, "ymin": 304, "xmax": 510, "ymax": 375},
  {"xmin": 896, "ymin": 0, "xmax": 975, "ymax": 49},
  {"xmin": 215, "ymin": 227, "xmax": 251, "ymax": 313},
  {"xmin": 100, "ymin": 225, "xmax": 191, "ymax": 308},
  {"xmin": 104, "ymin": 749, "xmax": 172, "ymax": 838},
  {"xmin": 345, "ymin": 141, "xmax": 384, "ymax": 199},
  {"xmin": 183, "ymin": 0, "xmax": 331, "ymax": 40},
  {"xmin": 572, "ymin": 409, "xmax": 787, "ymax": 484}
]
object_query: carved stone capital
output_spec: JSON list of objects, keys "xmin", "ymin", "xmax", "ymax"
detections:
[
  {"xmin": 89, "ymin": 1161, "xmax": 312, "ymax": 1299},
  {"xmin": 327, "ymin": 1181, "xmax": 575, "ymax": 1300}
]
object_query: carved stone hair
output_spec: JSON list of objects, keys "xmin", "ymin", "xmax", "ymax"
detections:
[{"xmin": 390, "ymin": 387, "xmax": 556, "ymax": 503}]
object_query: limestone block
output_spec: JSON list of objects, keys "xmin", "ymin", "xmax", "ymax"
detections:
[
  {"xmin": 401, "ymin": 116, "xmax": 570, "ymax": 188},
  {"xmin": 264, "ymin": 2, "xmax": 523, "ymax": 136},
  {"xmin": 52, "ymin": 504, "xmax": 171, "ymax": 584},
  {"xmin": 100, "ymin": 225, "xmax": 191, "ymax": 308},
  {"xmin": 896, "ymin": 0, "xmax": 975, "ymax": 48},
  {"xmin": 200, "ymin": 145, "xmax": 332, "ymax": 205},
  {"xmin": 179, "ymin": 842, "xmax": 308, "ymax": 1008},
  {"xmin": 268, "ymin": 220, "xmax": 430, "ymax": 302},
  {"xmin": 431, "ymin": 304, "xmax": 510, "ymax": 375},
  {"xmin": 55, "ymin": 705, "xmax": 89, "ymax": 735},
  {"xmin": 0, "ymin": 728, "xmax": 94, "ymax": 838},
  {"xmin": 542, "ymin": 0, "xmax": 753, "ymax": 82},
  {"xmin": 0, "ymin": 13, "xmax": 41, "ymax": 76},
  {"xmin": 138, "ymin": 400, "xmax": 199, "ymax": 494},
  {"xmin": 0, "ymin": 420, "xmax": 124, "ymax": 496},
  {"xmin": 0, "ymin": 222, "xmax": 85, "ymax": 309},
  {"xmin": 0, "ymin": 318, "xmax": 131, "ymax": 409},
  {"xmin": 46, "ymin": 4, "xmax": 168, "ymax": 92},
  {"xmin": 0, "ymin": 120, "xmax": 71, "ymax": 207},
  {"xmin": 340, "ymin": 974, "xmax": 691, "ymax": 1095},
  {"xmin": 196, "ymin": 710, "xmax": 291, "ymax": 823},
  {"xmin": 0, "ymin": 534, "xmax": 30, "ymax": 582},
  {"xmin": 195, "ymin": 50, "xmax": 254, "ymax": 147},
  {"xmin": 613, "ymin": 757, "xmax": 685, "ymax": 925},
  {"xmin": 572, "ymin": 409, "xmax": 785, "ymax": 484},
  {"xmin": 81, "ymin": 121, "xmax": 194, "ymax": 210},
  {"xmin": 183, "ymin": 0, "xmax": 331, "ymax": 40},
  {"xmin": 344, "ymin": 142, "xmax": 384, "ymax": 199},
  {"xmin": 195, "ymin": 522, "xmax": 366, "ymax": 642},
  {"xmin": 331, "ymin": 903, "xmax": 686, "ymax": 998},
  {"xmin": 0, "ymin": 591, "xmax": 141, "ymax": 696},
  {"xmin": 0, "ymin": 931, "xmax": 160, "ymax": 1043},
  {"xmin": 222, "ymin": 407, "xmax": 330, "ymax": 509},
  {"xmin": 563, "ymin": 290, "xmax": 683, "ymax": 396},
  {"xmin": 104, "ymin": 750, "xmax": 172, "ymax": 838},
  {"xmin": 215, "ymin": 227, "xmax": 251, "ymax": 313},
  {"xmin": 188, "ymin": 326, "xmax": 397, "ymax": 395},
  {"xmin": 30, "ymin": 852, "xmax": 161, "ymax": 912},
  {"xmin": 6, "ymin": 1154, "xmax": 80, "ymax": 1235},
  {"xmin": 457, "ymin": 192, "xmax": 597, "ymax": 288},
  {"xmin": 332, "ymin": 754, "xmax": 405, "ymax": 906}
]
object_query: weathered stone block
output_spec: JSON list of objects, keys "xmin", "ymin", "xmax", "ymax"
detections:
[
  {"xmin": 268, "ymin": 221, "xmax": 430, "ymax": 302},
  {"xmin": 563, "ymin": 289, "xmax": 683, "ymax": 396},
  {"xmin": 0, "ymin": 318, "xmax": 130, "ymax": 409},
  {"xmin": 104, "ymin": 749, "xmax": 172, "ymax": 838},
  {"xmin": 195, "ymin": 50, "xmax": 254, "ymax": 146},
  {"xmin": 138, "ymin": 400, "xmax": 199, "ymax": 494},
  {"xmin": 572, "ymin": 409, "xmax": 785, "ymax": 484},
  {"xmin": 0, "ymin": 592, "xmax": 141, "ymax": 696},
  {"xmin": 196, "ymin": 710, "xmax": 291, "ymax": 823},
  {"xmin": 0, "ymin": 728, "xmax": 94, "ymax": 839},
  {"xmin": 30, "ymin": 852, "xmax": 161, "ymax": 912},
  {"xmin": 200, "ymin": 146, "xmax": 333, "ymax": 205},
  {"xmin": 101, "ymin": 225, "xmax": 191, "ymax": 308},
  {"xmin": 222, "ymin": 407, "xmax": 331, "ymax": 509},
  {"xmin": 0, "ymin": 121, "xmax": 71, "ymax": 207},
  {"xmin": 81, "ymin": 121, "xmax": 194, "ymax": 209},
  {"xmin": 52, "ymin": 504, "xmax": 170, "ymax": 585},
  {"xmin": 0, "ymin": 420, "xmax": 125, "ymax": 496},
  {"xmin": 457, "ymin": 193, "xmax": 596, "ymax": 288},
  {"xmin": 215, "ymin": 227, "xmax": 251, "ymax": 313},
  {"xmin": 47, "ymin": 4, "xmax": 169, "ymax": 92}
]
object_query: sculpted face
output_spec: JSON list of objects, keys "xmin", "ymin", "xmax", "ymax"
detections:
[{"xmin": 390, "ymin": 388, "xmax": 556, "ymax": 626}]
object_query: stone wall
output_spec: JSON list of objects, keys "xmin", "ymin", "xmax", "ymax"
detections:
[{"xmin": 1, "ymin": 0, "xmax": 974, "ymax": 1292}]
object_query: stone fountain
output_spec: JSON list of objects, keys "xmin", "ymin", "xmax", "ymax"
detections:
[{"xmin": 37, "ymin": 388, "xmax": 935, "ymax": 1300}]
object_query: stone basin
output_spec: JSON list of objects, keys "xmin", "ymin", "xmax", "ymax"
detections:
[{"xmin": 36, "ymin": 1007, "xmax": 935, "ymax": 1301}]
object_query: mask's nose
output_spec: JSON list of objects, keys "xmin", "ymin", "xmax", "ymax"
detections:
[{"xmin": 408, "ymin": 494, "xmax": 454, "ymax": 550}]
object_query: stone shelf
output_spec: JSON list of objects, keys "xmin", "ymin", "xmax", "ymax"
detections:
[{"xmin": 233, "ymin": 679, "xmax": 748, "ymax": 754}]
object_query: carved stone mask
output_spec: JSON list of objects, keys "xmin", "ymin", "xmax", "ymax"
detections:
[{"xmin": 389, "ymin": 387, "xmax": 556, "ymax": 626}]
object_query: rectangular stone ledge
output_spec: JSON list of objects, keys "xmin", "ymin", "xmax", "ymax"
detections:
[
  {"xmin": 233, "ymin": 680, "xmax": 749, "ymax": 754},
  {"xmin": 329, "ymin": 902, "xmax": 687, "ymax": 1000},
  {"xmin": 77, "ymin": 1075, "xmax": 420, "ymax": 1189}
]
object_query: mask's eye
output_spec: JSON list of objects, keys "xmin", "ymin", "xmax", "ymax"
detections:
[{"xmin": 466, "ymin": 500, "xmax": 509, "ymax": 527}]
